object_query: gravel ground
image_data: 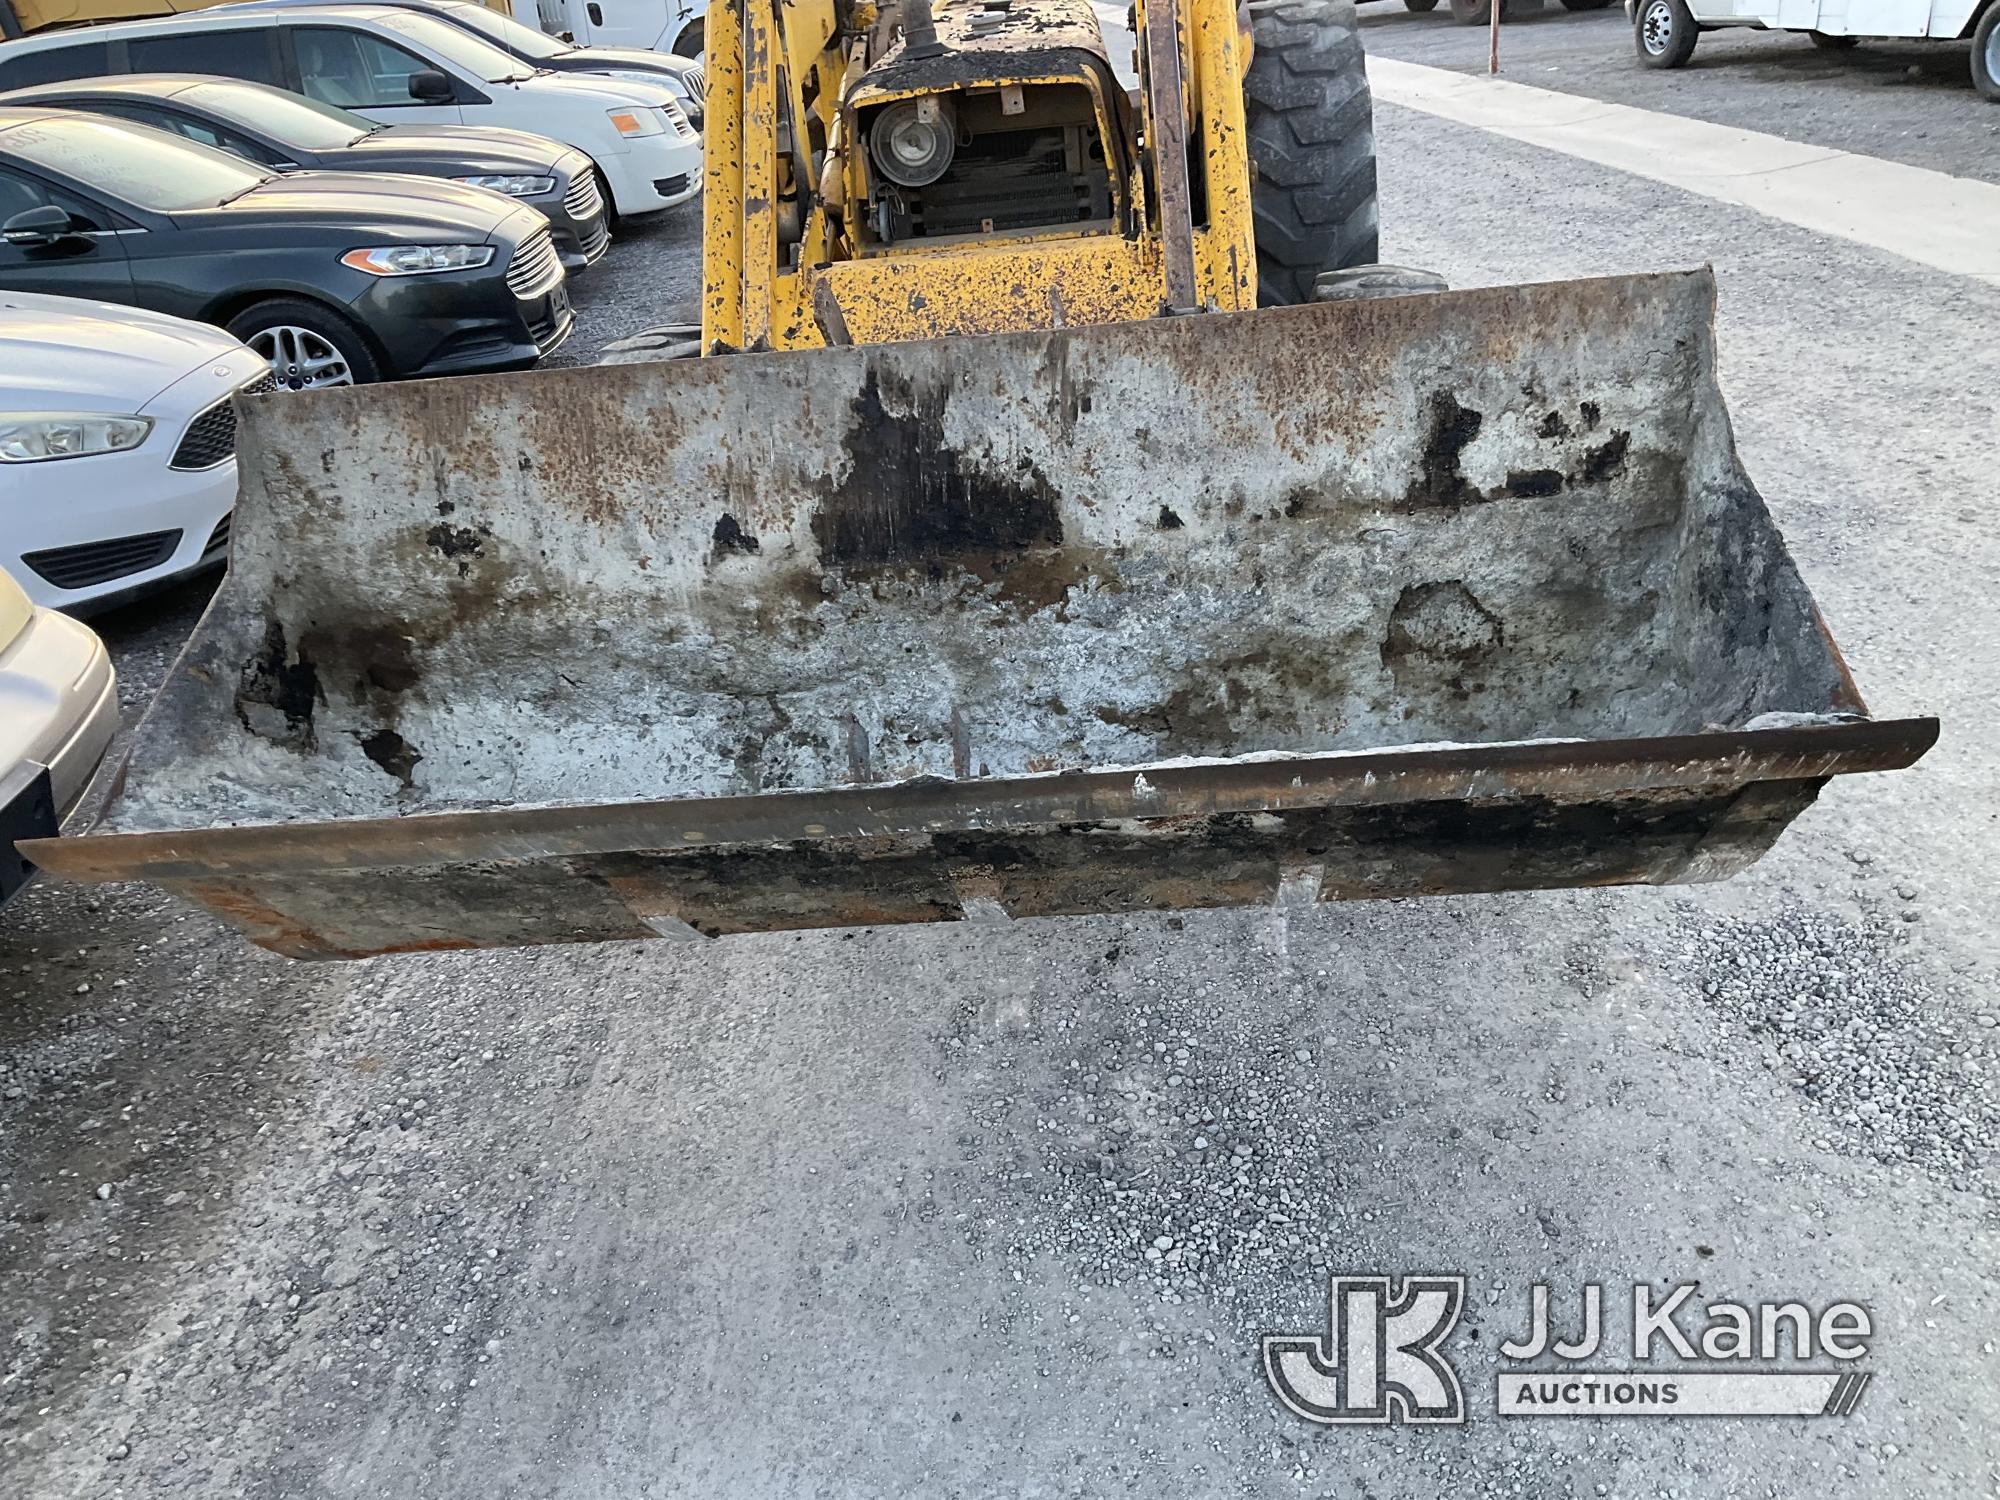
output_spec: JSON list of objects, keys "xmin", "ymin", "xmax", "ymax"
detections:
[
  {"xmin": 540, "ymin": 203, "xmax": 702, "ymax": 368},
  {"xmin": 4, "ymin": 32, "xmax": 1999, "ymax": 1500},
  {"xmin": 1358, "ymin": 3, "xmax": 2000, "ymax": 185}
]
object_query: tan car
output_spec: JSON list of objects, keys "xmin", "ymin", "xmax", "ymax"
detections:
[{"xmin": 1, "ymin": 564, "xmax": 118, "ymax": 903}]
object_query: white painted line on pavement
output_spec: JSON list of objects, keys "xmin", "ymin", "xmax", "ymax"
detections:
[{"xmin": 1365, "ymin": 56, "xmax": 2000, "ymax": 287}]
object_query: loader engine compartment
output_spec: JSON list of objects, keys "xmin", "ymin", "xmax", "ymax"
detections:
[{"xmin": 860, "ymin": 83, "xmax": 1117, "ymax": 245}]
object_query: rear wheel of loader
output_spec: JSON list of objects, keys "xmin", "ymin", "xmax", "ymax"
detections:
[{"xmin": 1244, "ymin": 0, "xmax": 1380, "ymax": 305}]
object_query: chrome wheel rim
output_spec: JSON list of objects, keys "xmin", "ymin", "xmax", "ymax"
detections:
[
  {"xmin": 248, "ymin": 325, "xmax": 355, "ymax": 391},
  {"xmin": 1641, "ymin": 0, "xmax": 1674, "ymax": 52},
  {"xmin": 1985, "ymin": 20, "xmax": 1999, "ymax": 81}
]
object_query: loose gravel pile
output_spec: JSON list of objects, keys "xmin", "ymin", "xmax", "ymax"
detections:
[
  {"xmin": 968, "ymin": 928, "xmax": 1401, "ymax": 1336},
  {"xmin": 1664, "ymin": 902, "xmax": 1997, "ymax": 1192}
]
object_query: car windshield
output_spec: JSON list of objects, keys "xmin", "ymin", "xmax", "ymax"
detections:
[
  {"xmin": 182, "ymin": 80, "xmax": 372, "ymax": 150},
  {"xmin": 1, "ymin": 114, "xmax": 268, "ymax": 211},
  {"xmin": 435, "ymin": 1, "xmax": 573, "ymax": 60},
  {"xmin": 377, "ymin": 13, "xmax": 536, "ymax": 82}
]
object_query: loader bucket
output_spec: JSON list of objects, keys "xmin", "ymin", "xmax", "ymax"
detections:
[{"xmin": 25, "ymin": 270, "xmax": 1934, "ymax": 957}]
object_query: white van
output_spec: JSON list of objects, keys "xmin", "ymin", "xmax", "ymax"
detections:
[
  {"xmin": 508, "ymin": 0, "xmax": 705, "ymax": 58},
  {"xmin": 1631, "ymin": 0, "xmax": 1998, "ymax": 99},
  {"xmin": 0, "ymin": 3, "xmax": 705, "ymax": 214}
]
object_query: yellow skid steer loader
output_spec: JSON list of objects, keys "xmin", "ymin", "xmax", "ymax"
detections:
[{"xmin": 23, "ymin": 0, "xmax": 1936, "ymax": 956}]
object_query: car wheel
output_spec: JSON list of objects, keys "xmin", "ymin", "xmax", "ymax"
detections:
[
  {"xmin": 1973, "ymin": 2, "xmax": 2000, "ymax": 100},
  {"xmin": 1405, "ymin": 0, "xmax": 1440, "ymax": 11},
  {"xmin": 671, "ymin": 19, "xmax": 703, "ymax": 57},
  {"xmin": 1448, "ymin": 0, "xmax": 1489, "ymax": 24},
  {"xmin": 1559, "ymin": 0, "xmax": 1614, "ymax": 8},
  {"xmin": 1807, "ymin": 29, "xmax": 1858, "ymax": 47},
  {"xmin": 227, "ymin": 300, "xmax": 381, "ymax": 389},
  {"xmin": 1634, "ymin": 0, "xmax": 1698, "ymax": 66}
]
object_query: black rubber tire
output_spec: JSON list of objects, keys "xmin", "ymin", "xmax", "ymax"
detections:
[
  {"xmin": 1243, "ymin": 0, "xmax": 1380, "ymax": 306},
  {"xmin": 594, "ymin": 164, "xmax": 620, "ymax": 230},
  {"xmin": 1559, "ymin": 0, "xmax": 1614, "ymax": 8},
  {"xmin": 1448, "ymin": 0, "xmax": 1489, "ymax": 23},
  {"xmin": 671, "ymin": 18, "xmax": 703, "ymax": 57},
  {"xmin": 1807, "ymin": 29, "xmax": 1859, "ymax": 47},
  {"xmin": 1633, "ymin": 0, "xmax": 1698, "ymax": 66},
  {"xmin": 1970, "ymin": 1, "xmax": 1999, "ymax": 98},
  {"xmin": 1405, "ymin": 0, "xmax": 1440, "ymax": 11},
  {"xmin": 224, "ymin": 297, "xmax": 384, "ymax": 386}
]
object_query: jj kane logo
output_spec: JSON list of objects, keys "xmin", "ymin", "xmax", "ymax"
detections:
[{"xmin": 1264, "ymin": 1276, "xmax": 1873, "ymax": 1425}]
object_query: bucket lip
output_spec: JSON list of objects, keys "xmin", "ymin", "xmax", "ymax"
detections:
[{"xmin": 26, "ymin": 717, "xmax": 1938, "ymax": 886}]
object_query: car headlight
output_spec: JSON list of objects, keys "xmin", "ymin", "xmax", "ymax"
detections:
[
  {"xmin": 340, "ymin": 244, "xmax": 496, "ymax": 276},
  {"xmin": 452, "ymin": 173, "xmax": 556, "ymax": 197},
  {"xmin": 0, "ymin": 412, "xmax": 152, "ymax": 463},
  {"xmin": 607, "ymin": 106, "xmax": 667, "ymax": 138}
]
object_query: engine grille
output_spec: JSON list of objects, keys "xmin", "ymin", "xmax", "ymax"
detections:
[
  {"xmin": 667, "ymin": 101, "xmax": 695, "ymax": 139},
  {"xmin": 681, "ymin": 65, "xmax": 704, "ymax": 104},
  {"xmin": 169, "ymin": 372, "xmax": 276, "ymax": 471},
  {"xmin": 505, "ymin": 226, "xmax": 564, "ymax": 301},
  {"xmin": 23, "ymin": 529, "xmax": 181, "ymax": 591},
  {"xmin": 562, "ymin": 169, "xmax": 603, "ymax": 223},
  {"xmin": 578, "ymin": 212, "xmax": 610, "ymax": 263}
]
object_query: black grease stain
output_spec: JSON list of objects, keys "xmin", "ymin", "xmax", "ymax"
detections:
[
  {"xmin": 425, "ymin": 522, "xmax": 488, "ymax": 579},
  {"xmin": 1504, "ymin": 469, "xmax": 1565, "ymax": 499},
  {"xmin": 813, "ymin": 368, "xmax": 1061, "ymax": 567},
  {"xmin": 712, "ymin": 513, "xmax": 761, "ymax": 555},
  {"xmin": 1578, "ymin": 431, "xmax": 1631, "ymax": 485},
  {"xmin": 359, "ymin": 728, "xmax": 422, "ymax": 786},
  {"xmin": 1580, "ymin": 400, "xmax": 1602, "ymax": 431},
  {"xmin": 1156, "ymin": 505, "xmax": 1185, "ymax": 530},
  {"xmin": 1537, "ymin": 410, "xmax": 1570, "ymax": 440},
  {"xmin": 1406, "ymin": 391, "xmax": 1485, "ymax": 508},
  {"xmin": 236, "ymin": 621, "xmax": 320, "ymax": 748}
]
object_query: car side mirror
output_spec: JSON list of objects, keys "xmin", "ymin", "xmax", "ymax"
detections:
[
  {"xmin": 1, "ymin": 204, "xmax": 77, "ymax": 246},
  {"xmin": 407, "ymin": 69, "xmax": 455, "ymax": 103}
]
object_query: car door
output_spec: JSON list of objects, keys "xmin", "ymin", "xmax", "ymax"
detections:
[
  {"xmin": 0, "ymin": 165, "xmax": 134, "ymax": 305},
  {"xmin": 286, "ymin": 25, "xmax": 467, "ymax": 127}
]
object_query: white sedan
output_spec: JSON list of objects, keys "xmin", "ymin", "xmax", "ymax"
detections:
[
  {"xmin": 1, "ymin": 563, "xmax": 118, "ymax": 904},
  {"xmin": 1, "ymin": 291, "xmax": 268, "ymax": 612}
]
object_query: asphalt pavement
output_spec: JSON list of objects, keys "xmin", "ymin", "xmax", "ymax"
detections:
[{"xmin": 3, "ymin": 19, "xmax": 1997, "ymax": 1500}]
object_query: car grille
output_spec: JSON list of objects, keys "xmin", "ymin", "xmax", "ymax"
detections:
[
  {"xmin": 169, "ymin": 372, "xmax": 276, "ymax": 471},
  {"xmin": 653, "ymin": 174, "xmax": 691, "ymax": 198},
  {"xmin": 202, "ymin": 512, "xmax": 232, "ymax": 559},
  {"xmin": 23, "ymin": 529, "xmax": 181, "ymax": 591},
  {"xmin": 505, "ymin": 226, "xmax": 564, "ymax": 301},
  {"xmin": 682, "ymin": 65, "xmax": 704, "ymax": 104},
  {"xmin": 578, "ymin": 212, "xmax": 610, "ymax": 263},
  {"xmin": 562, "ymin": 170, "xmax": 603, "ymax": 222},
  {"xmin": 667, "ymin": 101, "xmax": 695, "ymax": 139}
]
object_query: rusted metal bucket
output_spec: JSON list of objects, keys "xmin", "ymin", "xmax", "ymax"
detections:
[{"xmin": 24, "ymin": 270, "xmax": 1935, "ymax": 957}]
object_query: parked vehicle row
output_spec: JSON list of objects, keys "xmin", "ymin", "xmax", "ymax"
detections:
[
  {"xmin": 1, "ymin": 0, "xmax": 712, "ymax": 67},
  {"xmin": 216, "ymin": 0, "xmax": 707, "ymax": 125},
  {"xmin": 5, "ymin": 74, "xmax": 611, "ymax": 267},
  {"xmin": 0, "ymin": 4, "xmax": 702, "ymax": 213}
]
